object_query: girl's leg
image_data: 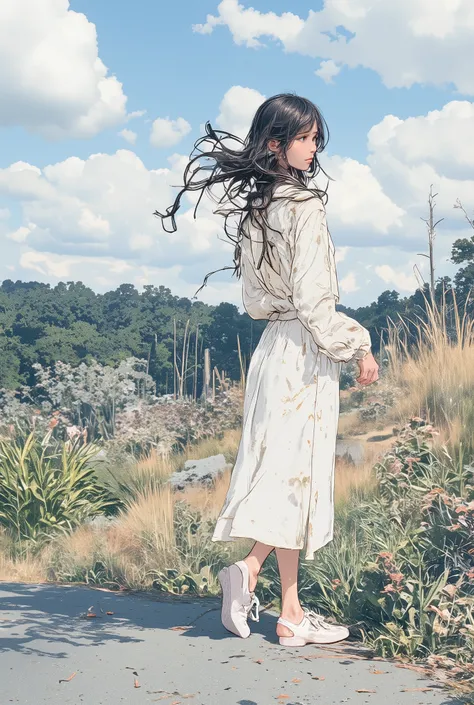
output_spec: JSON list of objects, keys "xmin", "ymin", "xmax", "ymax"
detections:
[
  {"xmin": 242, "ymin": 541, "xmax": 274, "ymax": 592},
  {"xmin": 274, "ymin": 547, "xmax": 305, "ymax": 638}
]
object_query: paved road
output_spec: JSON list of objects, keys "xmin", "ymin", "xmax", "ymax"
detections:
[{"xmin": 0, "ymin": 582, "xmax": 467, "ymax": 704}]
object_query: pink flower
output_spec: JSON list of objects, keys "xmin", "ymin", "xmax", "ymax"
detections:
[{"xmin": 388, "ymin": 572, "xmax": 404, "ymax": 583}]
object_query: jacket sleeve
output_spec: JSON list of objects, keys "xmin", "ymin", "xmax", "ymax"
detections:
[{"xmin": 290, "ymin": 196, "xmax": 372, "ymax": 363}]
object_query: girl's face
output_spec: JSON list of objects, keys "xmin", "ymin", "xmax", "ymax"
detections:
[{"xmin": 268, "ymin": 120, "xmax": 318, "ymax": 172}]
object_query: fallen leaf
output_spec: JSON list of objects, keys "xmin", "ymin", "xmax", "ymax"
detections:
[
  {"xmin": 370, "ymin": 669, "xmax": 387, "ymax": 674},
  {"xmin": 169, "ymin": 626, "xmax": 190, "ymax": 631},
  {"xmin": 106, "ymin": 611, "xmax": 114, "ymax": 615},
  {"xmin": 401, "ymin": 688, "xmax": 433, "ymax": 692},
  {"xmin": 395, "ymin": 663, "xmax": 428, "ymax": 674},
  {"xmin": 59, "ymin": 672, "xmax": 77, "ymax": 683},
  {"xmin": 277, "ymin": 695, "xmax": 289, "ymax": 699},
  {"xmin": 356, "ymin": 689, "xmax": 377, "ymax": 693},
  {"xmin": 170, "ymin": 701, "xmax": 181, "ymax": 705},
  {"xmin": 134, "ymin": 679, "xmax": 140, "ymax": 688},
  {"xmin": 312, "ymin": 676, "xmax": 325, "ymax": 680},
  {"xmin": 291, "ymin": 678, "xmax": 301, "ymax": 683},
  {"xmin": 86, "ymin": 613, "xmax": 97, "ymax": 618},
  {"xmin": 297, "ymin": 653, "xmax": 365, "ymax": 661}
]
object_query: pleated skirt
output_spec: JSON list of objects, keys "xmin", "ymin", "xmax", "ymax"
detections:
[{"xmin": 211, "ymin": 315, "xmax": 342, "ymax": 560}]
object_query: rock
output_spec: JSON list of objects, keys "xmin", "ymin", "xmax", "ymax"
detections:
[
  {"xmin": 85, "ymin": 514, "xmax": 118, "ymax": 529},
  {"xmin": 169, "ymin": 454, "xmax": 233, "ymax": 491}
]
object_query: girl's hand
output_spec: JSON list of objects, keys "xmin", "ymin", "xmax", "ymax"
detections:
[{"xmin": 355, "ymin": 351, "xmax": 379, "ymax": 386}]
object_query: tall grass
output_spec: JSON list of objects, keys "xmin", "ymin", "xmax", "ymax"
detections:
[{"xmin": 1, "ymin": 285, "xmax": 473, "ymax": 696}]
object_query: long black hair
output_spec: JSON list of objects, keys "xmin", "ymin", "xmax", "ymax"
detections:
[{"xmin": 153, "ymin": 92, "xmax": 331, "ymax": 299}]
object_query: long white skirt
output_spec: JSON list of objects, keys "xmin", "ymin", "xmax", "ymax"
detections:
[{"xmin": 211, "ymin": 315, "xmax": 342, "ymax": 560}]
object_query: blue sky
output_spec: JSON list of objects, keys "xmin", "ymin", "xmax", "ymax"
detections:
[{"xmin": 1, "ymin": 0, "xmax": 473, "ymax": 312}]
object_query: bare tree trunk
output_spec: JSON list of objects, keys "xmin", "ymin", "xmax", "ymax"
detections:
[
  {"xmin": 236, "ymin": 332, "xmax": 246, "ymax": 388},
  {"xmin": 202, "ymin": 348, "xmax": 210, "ymax": 401},
  {"xmin": 420, "ymin": 185, "xmax": 444, "ymax": 299},
  {"xmin": 181, "ymin": 318, "xmax": 190, "ymax": 399},
  {"xmin": 454, "ymin": 198, "xmax": 474, "ymax": 230},
  {"xmin": 193, "ymin": 324, "xmax": 199, "ymax": 402},
  {"xmin": 173, "ymin": 317, "xmax": 177, "ymax": 400}
]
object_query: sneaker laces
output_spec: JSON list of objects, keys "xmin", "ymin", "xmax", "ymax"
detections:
[
  {"xmin": 304, "ymin": 608, "xmax": 331, "ymax": 631},
  {"xmin": 245, "ymin": 593, "xmax": 260, "ymax": 622}
]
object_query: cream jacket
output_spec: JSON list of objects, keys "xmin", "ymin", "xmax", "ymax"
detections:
[{"xmin": 240, "ymin": 182, "xmax": 372, "ymax": 363}]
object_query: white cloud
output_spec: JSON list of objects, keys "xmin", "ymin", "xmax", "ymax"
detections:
[
  {"xmin": 215, "ymin": 85, "xmax": 266, "ymax": 140},
  {"xmin": 366, "ymin": 100, "xmax": 474, "ymax": 220},
  {"xmin": 315, "ymin": 60, "xmax": 342, "ymax": 84},
  {"xmin": 367, "ymin": 101, "xmax": 474, "ymax": 179},
  {"xmin": 374, "ymin": 263, "xmax": 420, "ymax": 293},
  {"xmin": 338, "ymin": 271, "xmax": 360, "ymax": 295},
  {"xmin": 118, "ymin": 129, "xmax": 137, "ymax": 145},
  {"xmin": 6, "ymin": 225, "xmax": 32, "ymax": 242},
  {"xmin": 2, "ymin": 87, "xmax": 473, "ymax": 311},
  {"xmin": 126, "ymin": 110, "xmax": 147, "ymax": 121},
  {"xmin": 0, "ymin": 0, "xmax": 127, "ymax": 139},
  {"xmin": 0, "ymin": 149, "xmax": 230, "ymax": 285},
  {"xmin": 150, "ymin": 117, "xmax": 192, "ymax": 148},
  {"xmin": 322, "ymin": 155, "xmax": 405, "ymax": 233},
  {"xmin": 194, "ymin": 0, "xmax": 474, "ymax": 94},
  {"xmin": 193, "ymin": 1, "xmax": 303, "ymax": 48}
]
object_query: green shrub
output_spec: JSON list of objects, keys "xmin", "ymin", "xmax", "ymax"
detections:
[
  {"xmin": 272, "ymin": 418, "xmax": 474, "ymax": 693},
  {"xmin": 0, "ymin": 425, "xmax": 117, "ymax": 544}
]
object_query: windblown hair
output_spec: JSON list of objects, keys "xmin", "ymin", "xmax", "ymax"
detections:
[{"xmin": 153, "ymin": 93, "xmax": 331, "ymax": 299}]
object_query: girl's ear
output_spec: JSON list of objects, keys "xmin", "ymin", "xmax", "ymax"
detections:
[{"xmin": 267, "ymin": 138, "xmax": 280, "ymax": 153}]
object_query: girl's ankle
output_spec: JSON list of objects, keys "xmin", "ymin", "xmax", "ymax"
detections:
[
  {"xmin": 242, "ymin": 559, "xmax": 259, "ymax": 592},
  {"xmin": 280, "ymin": 607, "xmax": 305, "ymax": 624}
]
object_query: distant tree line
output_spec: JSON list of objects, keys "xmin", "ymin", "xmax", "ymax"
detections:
[{"xmin": 0, "ymin": 233, "xmax": 472, "ymax": 397}]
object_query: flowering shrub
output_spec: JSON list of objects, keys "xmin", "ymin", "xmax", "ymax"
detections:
[
  {"xmin": 293, "ymin": 417, "xmax": 474, "ymax": 694},
  {"xmin": 112, "ymin": 385, "xmax": 243, "ymax": 458},
  {"xmin": 0, "ymin": 357, "xmax": 244, "ymax": 462},
  {"xmin": 0, "ymin": 357, "xmax": 157, "ymax": 443}
]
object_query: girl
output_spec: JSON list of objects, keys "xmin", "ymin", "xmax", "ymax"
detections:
[{"xmin": 154, "ymin": 93, "xmax": 379, "ymax": 648}]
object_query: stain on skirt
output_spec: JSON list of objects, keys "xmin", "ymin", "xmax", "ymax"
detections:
[{"xmin": 211, "ymin": 318, "xmax": 341, "ymax": 560}]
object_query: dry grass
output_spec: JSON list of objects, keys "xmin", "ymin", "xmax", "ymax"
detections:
[
  {"xmin": 0, "ymin": 551, "xmax": 46, "ymax": 583},
  {"xmin": 111, "ymin": 486, "xmax": 177, "ymax": 565},
  {"xmin": 1, "ymin": 286, "xmax": 473, "ymax": 590},
  {"xmin": 382, "ymin": 286, "xmax": 474, "ymax": 455}
]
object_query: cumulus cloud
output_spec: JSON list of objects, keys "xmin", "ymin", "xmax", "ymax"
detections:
[
  {"xmin": 366, "ymin": 101, "xmax": 474, "ymax": 222},
  {"xmin": 194, "ymin": 0, "xmax": 474, "ymax": 94},
  {"xmin": 118, "ymin": 128, "xmax": 138, "ymax": 145},
  {"xmin": 0, "ymin": 0, "xmax": 127, "ymax": 139},
  {"xmin": 126, "ymin": 110, "xmax": 147, "ymax": 121},
  {"xmin": 150, "ymin": 117, "xmax": 192, "ymax": 148},
  {"xmin": 215, "ymin": 85, "xmax": 266, "ymax": 140},
  {"xmin": 315, "ymin": 59, "xmax": 342, "ymax": 84},
  {"xmin": 0, "ymin": 149, "xmax": 231, "ymax": 275},
  {"xmin": 6, "ymin": 225, "xmax": 32, "ymax": 243},
  {"xmin": 374, "ymin": 263, "xmax": 421, "ymax": 293},
  {"xmin": 322, "ymin": 155, "xmax": 405, "ymax": 235},
  {"xmin": 2, "ymin": 87, "xmax": 473, "ymax": 309}
]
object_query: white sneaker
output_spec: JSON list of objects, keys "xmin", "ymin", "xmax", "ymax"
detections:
[
  {"xmin": 217, "ymin": 560, "xmax": 260, "ymax": 638},
  {"xmin": 277, "ymin": 607, "xmax": 350, "ymax": 646}
]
